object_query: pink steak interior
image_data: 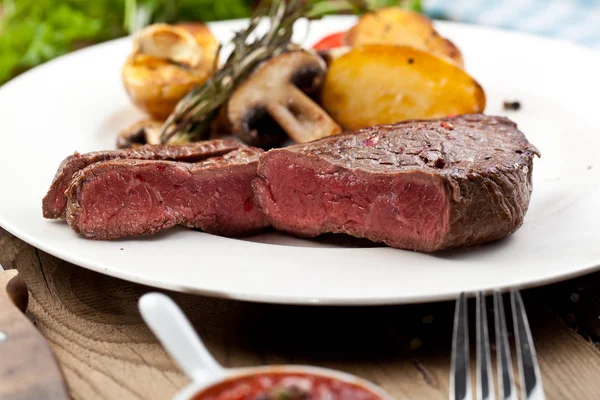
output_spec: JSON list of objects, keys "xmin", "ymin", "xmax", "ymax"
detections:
[
  {"xmin": 254, "ymin": 153, "xmax": 450, "ymax": 251},
  {"xmin": 70, "ymin": 161, "xmax": 263, "ymax": 238}
]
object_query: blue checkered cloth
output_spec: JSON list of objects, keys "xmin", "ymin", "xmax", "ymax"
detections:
[{"xmin": 424, "ymin": 0, "xmax": 600, "ymax": 48}]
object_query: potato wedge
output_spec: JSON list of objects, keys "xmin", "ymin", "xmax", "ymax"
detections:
[
  {"xmin": 321, "ymin": 45, "xmax": 485, "ymax": 131},
  {"xmin": 345, "ymin": 8, "xmax": 464, "ymax": 67},
  {"xmin": 122, "ymin": 55, "xmax": 205, "ymax": 120},
  {"xmin": 122, "ymin": 23, "xmax": 219, "ymax": 120}
]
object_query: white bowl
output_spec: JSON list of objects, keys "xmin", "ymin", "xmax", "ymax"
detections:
[{"xmin": 139, "ymin": 293, "xmax": 395, "ymax": 399}]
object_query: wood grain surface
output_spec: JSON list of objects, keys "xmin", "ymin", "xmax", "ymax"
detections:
[
  {"xmin": 0, "ymin": 269, "xmax": 69, "ymax": 400},
  {"xmin": 1, "ymin": 227, "xmax": 600, "ymax": 400}
]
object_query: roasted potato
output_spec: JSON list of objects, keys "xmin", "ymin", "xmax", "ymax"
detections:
[
  {"xmin": 345, "ymin": 8, "xmax": 464, "ymax": 67},
  {"xmin": 122, "ymin": 23, "xmax": 219, "ymax": 120},
  {"xmin": 321, "ymin": 45, "xmax": 485, "ymax": 131}
]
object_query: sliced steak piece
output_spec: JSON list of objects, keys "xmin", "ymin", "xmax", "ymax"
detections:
[
  {"xmin": 43, "ymin": 139, "xmax": 243, "ymax": 219},
  {"xmin": 65, "ymin": 147, "xmax": 268, "ymax": 240},
  {"xmin": 253, "ymin": 114, "xmax": 539, "ymax": 252}
]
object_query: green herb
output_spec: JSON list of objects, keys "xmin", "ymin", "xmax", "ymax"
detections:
[
  {"xmin": 124, "ymin": 0, "xmax": 252, "ymax": 33},
  {"xmin": 159, "ymin": 0, "xmax": 379, "ymax": 144},
  {"xmin": 309, "ymin": 0, "xmax": 421, "ymax": 16},
  {"xmin": 266, "ymin": 385, "xmax": 309, "ymax": 400},
  {"xmin": 0, "ymin": 0, "xmax": 251, "ymax": 84},
  {"xmin": 0, "ymin": 0, "xmax": 420, "ymax": 85},
  {"xmin": 0, "ymin": 0, "xmax": 124, "ymax": 83}
]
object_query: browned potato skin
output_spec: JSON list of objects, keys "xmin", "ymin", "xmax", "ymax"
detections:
[
  {"xmin": 122, "ymin": 23, "xmax": 219, "ymax": 120},
  {"xmin": 122, "ymin": 55, "xmax": 201, "ymax": 120},
  {"xmin": 177, "ymin": 23, "xmax": 220, "ymax": 62},
  {"xmin": 321, "ymin": 45, "xmax": 485, "ymax": 131},
  {"xmin": 345, "ymin": 7, "xmax": 464, "ymax": 68}
]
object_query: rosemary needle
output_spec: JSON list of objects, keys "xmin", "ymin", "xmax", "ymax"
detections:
[{"xmin": 159, "ymin": 0, "xmax": 369, "ymax": 144}]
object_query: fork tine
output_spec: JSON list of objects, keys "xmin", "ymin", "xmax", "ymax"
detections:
[
  {"xmin": 494, "ymin": 291, "xmax": 517, "ymax": 400},
  {"xmin": 476, "ymin": 292, "xmax": 494, "ymax": 400},
  {"xmin": 451, "ymin": 292, "xmax": 472, "ymax": 400},
  {"xmin": 511, "ymin": 290, "xmax": 545, "ymax": 400}
]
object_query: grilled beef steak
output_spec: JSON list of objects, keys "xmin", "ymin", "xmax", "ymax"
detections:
[
  {"xmin": 253, "ymin": 114, "xmax": 539, "ymax": 252},
  {"xmin": 43, "ymin": 139, "xmax": 242, "ymax": 219},
  {"xmin": 65, "ymin": 147, "xmax": 268, "ymax": 239}
]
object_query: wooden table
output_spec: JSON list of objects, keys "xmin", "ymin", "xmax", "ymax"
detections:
[{"xmin": 2, "ymin": 227, "xmax": 600, "ymax": 400}]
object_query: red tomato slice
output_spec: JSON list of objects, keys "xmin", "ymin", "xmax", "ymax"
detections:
[{"xmin": 312, "ymin": 32, "xmax": 345, "ymax": 50}]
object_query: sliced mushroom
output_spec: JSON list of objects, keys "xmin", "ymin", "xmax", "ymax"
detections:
[
  {"xmin": 117, "ymin": 119, "xmax": 164, "ymax": 148},
  {"xmin": 227, "ymin": 50, "xmax": 342, "ymax": 147},
  {"xmin": 117, "ymin": 119, "xmax": 187, "ymax": 148}
]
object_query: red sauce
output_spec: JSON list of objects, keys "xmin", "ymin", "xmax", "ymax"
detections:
[{"xmin": 192, "ymin": 372, "xmax": 383, "ymax": 400}]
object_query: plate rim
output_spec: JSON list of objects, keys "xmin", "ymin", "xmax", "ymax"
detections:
[{"xmin": 1, "ymin": 16, "xmax": 600, "ymax": 305}]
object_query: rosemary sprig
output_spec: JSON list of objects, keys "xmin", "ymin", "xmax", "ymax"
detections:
[{"xmin": 159, "ymin": 0, "xmax": 369, "ymax": 144}]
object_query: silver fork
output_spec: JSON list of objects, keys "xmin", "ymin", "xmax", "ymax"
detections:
[{"xmin": 450, "ymin": 290, "xmax": 544, "ymax": 400}]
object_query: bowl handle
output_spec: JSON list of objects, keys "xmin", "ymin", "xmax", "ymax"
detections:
[{"xmin": 139, "ymin": 292, "xmax": 224, "ymax": 383}]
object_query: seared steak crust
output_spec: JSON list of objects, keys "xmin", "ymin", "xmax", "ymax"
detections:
[{"xmin": 253, "ymin": 114, "xmax": 539, "ymax": 252}]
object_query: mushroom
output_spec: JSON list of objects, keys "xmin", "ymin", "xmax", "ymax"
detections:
[
  {"xmin": 122, "ymin": 23, "xmax": 219, "ymax": 120},
  {"xmin": 227, "ymin": 50, "xmax": 342, "ymax": 148},
  {"xmin": 117, "ymin": 119, "xmax": 164, "ymax": 148},
  {"xmin": 117, "ymin": 119, "xmax": 186, "ymax": 148}
]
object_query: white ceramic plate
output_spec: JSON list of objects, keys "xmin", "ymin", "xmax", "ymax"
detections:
[{"xmin": 1, "ymin": 17, "xmax": 599, "ymax": 305}]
